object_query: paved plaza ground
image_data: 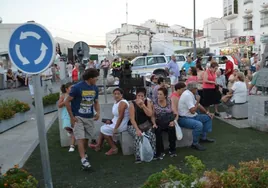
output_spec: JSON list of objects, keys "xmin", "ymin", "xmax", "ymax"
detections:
[{"xmin": 24, "ymin": 118, "xmax": 268, "ymax": 188}]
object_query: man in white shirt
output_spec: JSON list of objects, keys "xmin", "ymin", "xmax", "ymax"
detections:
[
  {"xmin": 67, "ymin": 62, "xmax": 73, "ymax": 78},
  {"xmin": 41, "ymin": 67, "xmax": 53, "ymax": 95},
  {"xmin": 178, "ymin": 82, "xmax": 214, "ymax": 151}
]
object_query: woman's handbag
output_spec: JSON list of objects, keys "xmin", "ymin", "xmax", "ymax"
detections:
[{"xmin": 156, "ymin": 113, "xmax": 176, "ymax": 129}]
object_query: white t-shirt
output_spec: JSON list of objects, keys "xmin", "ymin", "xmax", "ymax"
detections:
[
  {"xmin": 231, "ymin": 81, "xmax": 247, "ymax": 103},
  {"xmin": 67, "ymin": 64, "xmax": 73, "ymax": 73},
  {"xmin": 178, "ymin": 90, "xmax": 197, "ymax": 117}
]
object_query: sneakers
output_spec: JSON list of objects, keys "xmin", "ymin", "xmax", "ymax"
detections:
[
  {"xmin": 169, "ymin": 151, "xmax": 177, "ymax": 157},
  {"xmin": 157, "ymin": 153, "xmax": 166, "ymax": 160},
  {"xmin": 81, "ymin": 158, "xmax": 91, "ymax": 168},
  {"xmin": 68, "ymin": 145, "xmax": 75, "ymax": 152},
  {"xmin": 135, "ymin": 157, "xmax": 142, "ymax": 164},
  {"xmin": 191, "ymin": 143, "xmax": 206, "ymax": 151}
]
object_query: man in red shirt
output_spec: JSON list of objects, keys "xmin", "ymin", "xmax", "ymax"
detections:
[{"xmin": 222, "ymin": 56, "xmax": 233, "ymax": 86}]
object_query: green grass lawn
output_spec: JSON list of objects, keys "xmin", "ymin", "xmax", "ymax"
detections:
[{"xmin": 24, "ymin": 119, "xmax": 268, "ymax": 188}]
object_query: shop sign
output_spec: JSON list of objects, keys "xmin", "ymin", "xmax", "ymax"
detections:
[
  {"xmin": 261, "ymin": 36, "xmax": 268, "ymax": 43},
  {"xmin": 238, "ymin": 36, "xmax": 255, "ymax": 45}
]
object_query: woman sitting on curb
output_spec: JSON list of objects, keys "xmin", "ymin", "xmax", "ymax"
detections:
[
  {"xmin": 128, "ymin": 87, "xmax": 156, "ymax": 163},
  {"xmin": 90, "ymin": 88, "xmax": 130, "ymax": 155}
]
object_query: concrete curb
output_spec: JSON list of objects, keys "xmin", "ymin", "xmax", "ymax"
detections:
[{"xmin": 18, "ymin": 112, "xmax": 58, "ymax": 169}]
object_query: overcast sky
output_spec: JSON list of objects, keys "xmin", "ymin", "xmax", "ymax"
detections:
[{"xmin": 1, "ymin": 0, "xmax": 223, "ymax": 44}]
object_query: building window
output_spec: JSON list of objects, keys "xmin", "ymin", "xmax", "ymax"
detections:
[
  {"xmin": 204, "ymin": 41, "xmax": 206, "ymax": 48},
  {"xmin": 261, "ymin": 12, "xmax": 268, "ymax": 27},
  {"xmin": 143, "ymin": 45, "xmax": 146, "ymax": 50},
  {"xmin": 127, "ymin": 46, "xmax": 129, "ymax": 51},
  {"xmin": 243, "ymin": 17, "xmax": 253, "ymax": 31},
  {"xmin": 234, "ymin": 0, "xmax": 238, "ymax": 14}
]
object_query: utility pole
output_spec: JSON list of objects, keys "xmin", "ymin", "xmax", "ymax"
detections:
[
  {"xmin": 137, "ymin": 31, "xmax": 140, "ymax": 53},
  {"xmin": 193, "ymin": 0, "xmax": 197, "ymax": 60}
]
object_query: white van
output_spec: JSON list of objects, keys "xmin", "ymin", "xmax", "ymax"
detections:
[
  {"xmin": 166, "ymin": 54, "xmax": 186, "ymax": 70},
  {"xmin": 131, "ymin": 55, "xmax": 168, "ymax": 77}
]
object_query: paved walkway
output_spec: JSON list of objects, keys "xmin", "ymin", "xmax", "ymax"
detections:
[
  {"xmin": 0, "ymin": 112, "xmax": 57, "ymax": 173},
  {"xmin": 216, "ymin": 112, "xmax": 251, "ymax": 129}
]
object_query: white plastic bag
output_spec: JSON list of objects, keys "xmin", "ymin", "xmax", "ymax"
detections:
[
  {"xmin": 174, "ymin": 121, "xmax": 183, "ymax": 140},
  {"xmin": 139, "ymin": 133, "xmax": 154, "ymax": 162}
]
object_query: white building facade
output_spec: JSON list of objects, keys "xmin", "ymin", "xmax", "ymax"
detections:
[
  {"xmin": 0, "ymin": 23, "xmax": 21, "ymax": 53},
  {"xmin": 106, "ymin": 19, "xmax": 195, "ymax": 56},
  {"xmin": 106, "ymin": 23, "xmax": 151, "ymax": 53},
  {"xmin": 111, "ymin": 33, "xmax": 150, "ymax": 54},
  {"xmin": 223, "ymin": 0, "xmax": 268, "ymax": 55},
  {"xmin": 152, "ymin": 33, "xmax": 193, "ymax": 55},
  {"xmin": 196, "ymin": 17, "xmax": 227, "ymax": 55}
]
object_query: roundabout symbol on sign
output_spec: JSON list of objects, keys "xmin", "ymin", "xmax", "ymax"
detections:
[{"xmin": 8, "ymin": 22, "xmax": 55, "ymax": 74}]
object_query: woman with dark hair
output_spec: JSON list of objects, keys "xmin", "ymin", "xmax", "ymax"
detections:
[
  {"xmin": 203, "ymin": 61, "xmax": 220, "ymax": 116},
  {"xmin": 170, "ymin": 82, "xmax": 186, "ymax": 121},
  {"xmin": 206, "ymin": 56, "xmax": 214, "ymax": 70},
  {"xmin": 152, "ymin": 77, "xmax": 165, "ymax": 102},
  {"xmin": 58, "ymin": 82, "xmax": 76, "ymax": 152},
  {"xmin": 127, "ymin": 87, "xmax": 156, "ymax": 163},
  {"xmin": 186, "ymin": 67, "xmax": 198, "ymax": 85},
  {"xmin": 90, "ymin": 88, "xmax": 129, "ymax": 155},
  {"xmin": 152, "ymin": 87, "xmax": 177, "ymax": 159}
]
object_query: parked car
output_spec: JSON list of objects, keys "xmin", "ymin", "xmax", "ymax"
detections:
[
  {"xmin": 201, "ymin": 55, "xmax": 239, "ymax": 70},
  {"xmin": 131, "ymin": 55, "xmax": 168, "ymax": 77},
  {"xmin": 166, "ymin": 54, "xmax": 186, "ymax": 70}
]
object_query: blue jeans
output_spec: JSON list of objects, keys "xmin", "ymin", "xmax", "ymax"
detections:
[{"xmin": 178, "ymin": 114, "xmax": 212, "ymax": 144}]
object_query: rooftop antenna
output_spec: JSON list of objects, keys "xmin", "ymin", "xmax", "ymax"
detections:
[{"xmin": 126, "ymin": 0, "xmax": 128, "ymax": 33}]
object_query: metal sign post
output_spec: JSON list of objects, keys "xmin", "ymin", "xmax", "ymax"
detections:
[
  {"xmin": 8, "ymin": 22, "xmax": 55, "ymax": 188},
  {"xmin": 33, "ymin": 74, "xmax": 53, "ymax": 188},
  {"xmin": 103, "ymin": 77, "xmax": 108, "ymax": 104}
]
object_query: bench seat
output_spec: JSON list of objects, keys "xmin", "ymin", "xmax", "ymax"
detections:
[
  {"xmin": 119, "ymin": 128, "xmax": 193, "ymax": 156},
  {"xmin": 231, "ymin": 102, "xmax": 248, "ymax": 119}
]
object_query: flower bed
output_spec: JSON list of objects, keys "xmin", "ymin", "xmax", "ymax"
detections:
[
  {"xmin": 0, "ymin": 99, "xmax": 30, "ymax": 133},
  {"xmin": 0, "ymin": 165, "xmax": 38, "ymax": 188},
  {"xmin": 142, "ymin": 156, "xmax": 268, "ymax": 188},
  {"xmin": 33, "ymin": 93, "xmax": 59, "ymax": 114}
]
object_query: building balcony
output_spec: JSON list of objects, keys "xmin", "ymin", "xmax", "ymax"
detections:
[
  {"xmin": 261, "ymin": 1, "xmax": 268, "ymax": 8},
  {"xmin": 244, "ymin": 8, "xmax": 253, "ymax": 14},
  {"xmin": 224, "ymin": 13, "xmax": 238, "ymax": 20},
  {"xmin": 244, "ymin": 0, "xmax": 253, "ymax": 5},
  {"xmin": 224, "ymin": 29, "xmax": 238, "ymax": 39}
]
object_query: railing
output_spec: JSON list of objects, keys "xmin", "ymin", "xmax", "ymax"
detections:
[
  {"xmin": 244, "ymin": 0, "xmax": 253, "ymax": 5},
  {"xmin": 224, "ymin": 29, "xmax": 238, "ymax": 39}
]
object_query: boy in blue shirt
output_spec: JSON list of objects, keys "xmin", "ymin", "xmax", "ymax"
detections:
[{"xmin": 65, "ymin": 68, "xmax": 100, "ymax": 169}]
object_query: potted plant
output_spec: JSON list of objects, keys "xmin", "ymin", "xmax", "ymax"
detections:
[
  {"xmin": 0, "ymin": 165, "xmax": 38, "ymax": 188},
  {"xmin": 32, "ymin": 93, "xmax": 60, "ymax": 114},
  {"xmin": 0, "ymin": 99, "xmax": 30, "ymax": 133}
]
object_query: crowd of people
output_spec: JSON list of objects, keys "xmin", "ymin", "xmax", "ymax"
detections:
[{"xmin": 56, "ymin": 52, "xmax": 263, "ymax": 169}]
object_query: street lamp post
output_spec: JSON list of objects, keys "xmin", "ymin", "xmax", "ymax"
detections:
[{"xmin": 193, "ymin": 0, "xmax": 197, "ymax": 60}]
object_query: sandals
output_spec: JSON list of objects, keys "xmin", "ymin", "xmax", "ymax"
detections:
[
  {"xmin": 224, "ymin": 114, "xmax": 232, "ymax": 119},
  {"xmin": 105, "ymin": 148, "xmax": 118, "ymax": 156},
  {"xmin": 89, "ymin": 144, "xmax": 101, "ymax": 152}
]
